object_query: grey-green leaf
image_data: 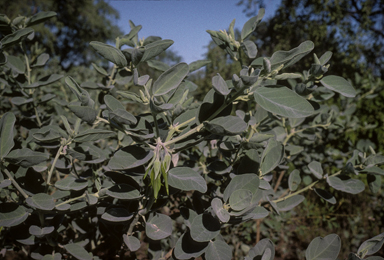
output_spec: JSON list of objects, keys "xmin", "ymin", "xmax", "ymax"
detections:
[
  {"xmin": 305, "ymin": 234, "xmax": 341, "ymax": 260},
  {"xmin": 168, "ymin": 167, "xmax": 207, "ymax": 193},
  {"xmin": 25, "ymin": 74, "xmax": 63, "ymax": 88},
  {"xmin": 254, "ymin": 86, "xmax": 314, "ymax": 118},
  {"xmin": 68, "ymin": 106, "xmax": 97, "ymax": 124},
  {"xmin": 74, "ymin": 129, "xmax": 115, "ymax": 143},
  {"xmin": 190, "ymin": 213, "xmax": 221, "ymax": 242},
  {"xmin": 308, "ymin": 161, "xmax": 323, "ymax": 179},
  {"xmin": 327, "ymin": 176, "xmax": 365, "ymax": 194},
  {"xmin": 229, "ymin": 189, "xmax": 252, "ymax": 211},
  {"xmin": 5, "ymin": 148, "xmax": 49, "ymax": 168},
  {"xmin": 212, "ymin": 73, "xmax": 231, "ymax": 96},
  {"xmin": 241, "ymin": 8, "xmax": 265, "ymax": 41},
  {"xmin": 357, "ymin": 233, "xmax": 384, "ymax": 257},
  {"xmin": 204, "ymin": 116, "xmax": 247, "ymax": 136},
  {"xmin": 29, "ymin": 225, "xmax": 54, "ymax": 237},
  {"xmin": 245, "ymin": 238, "xmax": 275, "ymax": 260},
  {"xmin": 146, "ymin": 213, "xmax": 172, "ymax": 240},
  {"xmin": 276, "ymin": 195, "xmax": 305, "ymax": 211},
  {"xmin": 101, "ymin": 207, "xmax": 133, "ymax": 222},
  {"xmin": 211, "ymin": 198, "xmax": 230, "ymax": 223},
  {"xmin": 123, "ymin": 234, "xmax": 141, "ymax": 252},
  {"xmin": 152, "ymin": 62, "xmax": 189, "ymax": 96},
  {"xmin": 90, "ymin": 41, "xmax": 127, "ymax": 67},
  {"xmin": 1, "ymin": 28, "xmax": 34, "ymax": 49},
  {"xmin": 64, "ymin": 243, "xmax": 92, "ymax": 260},
  {"xmin": 242, "ymin": 40, "xmax": 257, "ymax": 59},
  {"xmin": 55, "ymin": 176, "xmax": 88, "ymax": 191},
  {"xmin": 107, "ymin": 145, "xmax": 153, "ymax": 170},
  {"xmin": 260, "ymin": 138, "xmax": 284, "ymax": 175},
  {"xmin": 174, "ymin": 231, "xmax": 208, "ymax": 259},
  {"xmin": 26, "ymin": 11, "xmax": 56, "ymax": 27},
  {"xmin": 106, "ymin": 184, "xmax": 141, "ymax": 200},
  {"xmin": 314, "ymin": 189, "xmax": 336, "ymax": 204},
  {"xmin": 223, "ymin": 174, "xmax": 260, "ymax": 202},
  {"xmin": 189, "ymin": 60, "xmax": 211, "ymax": 73},
  {"xmin": 270, "ymin": 41, "xmax": 314, "ymax": 70},
  {"xmin": 320, "ymin": 75, "xmax": 356, "ymax": 98},
  {"xmin": 141, "ymin": 39, "xmax": 174, "ymax": 62},
  {"xmin": 288, "ymin": 169, "xmax": 301, "ymax": 191},
  {"xmin": 0, "ymin": 112, "xmax": 16, "ymax": 159},
  {"xmin": 205, "ymin": 240, "xmax": 232, "ymax": 260},
  {"xmin": 26, "ymin": 193, "xmax": 55, "ymax": 211},
  {"xmin": 0, "ymin": 203, "xmax": 28, "ymax": 227}
]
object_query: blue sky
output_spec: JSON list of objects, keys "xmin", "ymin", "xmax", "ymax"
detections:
[{"xmin": 108, "ymin": 0, "xmax": 280, "ymax": 64}]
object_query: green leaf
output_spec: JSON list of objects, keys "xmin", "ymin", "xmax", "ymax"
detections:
[
  {"xmin": 320, "ymin": 76, "xmax": 356, "ymax": 98},
  {"xmin": 367, "ymin": 175, "xmax": 381, "ymax": 194},
  {"xmin": 90, "ymin": 41, "xmax": 127, "ymax": 67},
  {"xmin": 212, "ymin": 73, "xmax": 231, "ymax": 96},
  {"xmin": 7, "ymin": 55, "xmax": 25, "ymax": 74},
  {"xmin": 1, "ymin": 28, "xmax": 34, "ymax": 49},
  {"xmin": 260, "ymin": 138, "xmax": 284, "ymax": 175},
  {"xmin": 0, "ymin": 112, "xmax": 16, "ymax": 159},
  {"xmin": 319, "ymin": 51, "xmax": 332, "ymax": 65},
  {"xmin": 106, "ymin": 184, "xmax": 141, "ymax": 200},
  {"xmin": 26, "ymin": 193, "xmax": 55, "ymax": 211},
  {"xmin": 152, "ymin": 62, "xmax": 189, "ymax": 96},
  {"xmin": 189, "ymin": 60, "xmax": 211, "ymax": 73},
  {"xmin": 92, "ymin": 62, "xmax": 109, "ymax": 76},
  {"xmin": 146, "ymin": 213, "xmax": 172, "ymax": 240},
  {"xmin": 361, "ymin": 166, "xmax": 384, "ymax": 176},
  {"xmin": 205, "ymin": 240, "xmax": 232, "ymax": 260},
  {"xmin": 276, "ymin": 195, "xmax": 305, "ymax": 211},
  {"xmin": 245, "ymin": 238, "xmax": 275, "ymax": 260},
  {"xmin": 242, "ymin": 40, "xmax": 257, "ymax": 59},
  {"xmin": 74, "ymin": 129, "xmax": 115, "ymax": 143},
  {"xmin": 141, "ymin": 39, "xmax": 174, "ymax": 62},
  {"xmin": 64, "ymin": 243, "xmax": 92, "ymax": 260},
  {"xmin": 5, "ymin": 148, "xmax": 49, "ymax": 168},
  {"xmin": 146, "ymin": 59, "xmax": 170, "ymax": 72},
  {"xmin": 68, "ymin": 105, "xmax": 98, "ymax": 124},
  {"xmin": 254, "ymin": 86, "xmax": 314, "ymax": 118},
  {"xmin": 32, "ymin": 126, "xmax": 63, "ymax": 143},
  {"xmin": 270, "ymin": 41, "xmax": 314, "ymax": 70},
  {"xmin": 305, "ymin": 234, "xmax": 341, "ymax": 260},
  {"xmin": 101, "ymin": 207, "xmax": 133, "ymax": 222},
  {"xmin": 204, "ymin": 116, "xmax": 247, "ymax": 136},
  {"xmin": 107, "ymin": 145, "xmax": 153, "ymax": 170},
  {"xmin": 190, "ymin": 213, "xmax": 220, "ymax": 242},
  {"xmin": 26, "ymin": 11, "xmax": 56, "ymax": 26},
  {"xmin": 223, "ymin": 173, "xmax": 260, "ymax": 202},
  {"xmin": 308, "ymin": 161, "xmax": 323, "ymax": 179},
  {"xmin": 229, "ymin": 189, "xmax": 252, "ymax": 211},
  {"xmin": 0, "ymin": 203, "xmax": 28, "ymax": 227},
  {"xmin": 123, "ymin": 234, "xmax": 140, "ymax": 252},
  {"xmin": 357, "ymin": 233, "xmax": 384, "ymax": 257},
  {"xmin": 168, "ymin": 167, "xmax": 207, "ymax": 193},
  {"xmin": 314, "ymin": 189, "xmax": 336, "ymax": 204},
  {"xmin": 327, "ymin": 176, "xmax": 365, "ymax": 194},
  {"xmin": 109, "ymin": 109, "xmax": 137, "ymax": 125},
  {"xmin": 25, "ymin": 74, "xmax": 63, "ymax": 88},
  {"xmin": 54, "ymin": 176, "xmax": 88, "ymax": 191},
  {"xmin": 241, "ymin": 8, "xmax": 265, "ymax": 41},
  {"xmin": 288, "ymin": 169, "xmax": 301, "ymax": 191},
  {"xmin": 31, "ymin": 53, "xmax": 49, "ymax": 67},
  {"xmin": 174, "ymin": 231, "xmax": 209, "ymax": 259},
  {"xmin": 211, "ymin": 198, "xmax": 230, "ymax": 223},
  {"xmin": 29, "ymin": 225, "xmax": 54, "ymax": 237}
]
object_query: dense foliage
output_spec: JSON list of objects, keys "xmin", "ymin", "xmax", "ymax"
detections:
[{"xmin": 0, "ymin": 8, "xmax": 383, "ymax": 260}]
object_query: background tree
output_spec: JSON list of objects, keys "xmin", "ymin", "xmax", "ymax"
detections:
[{"xmin": 0, "ymin": 0, "xmax": 123, "ymax": 71}]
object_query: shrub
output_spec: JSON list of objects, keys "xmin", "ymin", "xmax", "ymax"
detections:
[{"xmin": 0, "ymin": 9, "xmax": 383, "ymax": 260}]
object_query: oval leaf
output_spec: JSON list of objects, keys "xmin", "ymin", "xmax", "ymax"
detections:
[
  {"xmin": 327, "ymin": 176, "xmax": 365, "ymax": 194},
  {"xmin": 204, "ymin": 116, "xmax": 247, "ymax": 136},
  {"xmin": 174, "ymin": 231, "xmax": 208, "ymax": 259},
  {"xmin": 152, "ymin": 62, "xmax": 189, "ymax": 96},
  {"xmin": 205, "ymin": 240, "xmax": 232, "ymax": 260},
  {"xmin": 107, "ymin": 145, "xmax": 153, "ymax": 170},
  {"xmin": 288, "ymin": 169, "xmax": 301, "ymax": 191},
  {"xmin": 26, "ymin": 193, "xmax": 55, "ymax": 211},
  {"xmin": 320, "ymin": 75, "xmax": 356, "ymax": 98},
  {"xmin": 0, "ymin": 203, "xmax": 28, "ymax": 227},
  {"xmin": 190, "ymin": 213, "xmax": 220, "ymax": 242},
  {"xmin": 123, "ymin": 234, "xmax": 141, "ymax": 252},
  {"xmin": 308, "ymin": 161, "xmax": 323, "ymax": 179},
  {"xmin": 5, "ymin": 148, "xmax": 49, "ymax": 168},
  {"xmin": 90, "ymin": 41, "xmax": 127, "ymax": 67},
  {"xmin": 168, "ymin": 167, "xmax": 207, "ymax": 193},
  {"xmin": 260, "ymin": 138, "xmax": 284, "ymax": 175},
  {"xmin": 64, "ymin": 243, "xmax": 92, "ymax": 260},
  {"xmin": 305, "ymin": 234, "xmax": 341, "ymax": 260},
  {"xmin": 276, "ymin": 195, "xmax": 305, "ymax": 211},
  {"xmin": 0, "ymin": 112, "xmax": 16, "ymax": 159},
  {"xmin": 254, "ymin": 86, "xmax": 314, "ymax": 118},
  {"xmin": 229, "ymin": 189, "xmax": 252, "ymax": 211},
  {"xmin": 146, "ymin": 213, "xmax": 172, "ymax": 240}
]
